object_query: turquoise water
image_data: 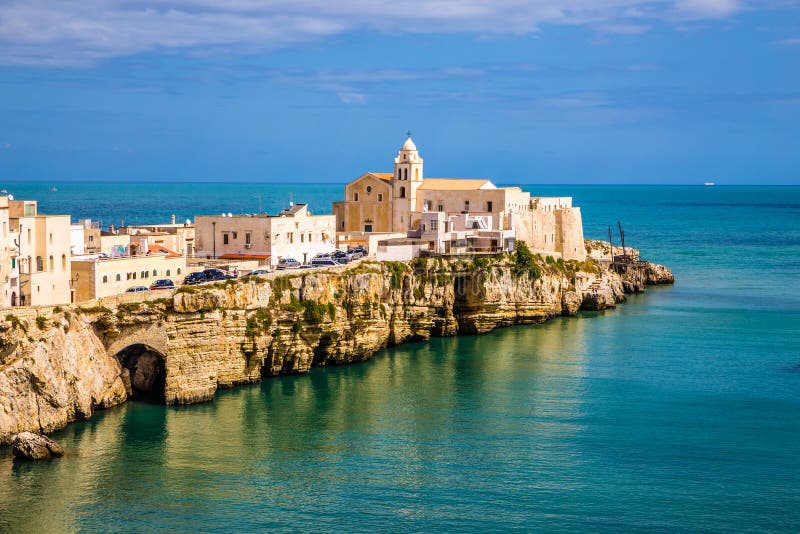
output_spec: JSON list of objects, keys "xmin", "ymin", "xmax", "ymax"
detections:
[{"xmin": 1, "ymin": 185, "xmax": 799, "ymax": 532}]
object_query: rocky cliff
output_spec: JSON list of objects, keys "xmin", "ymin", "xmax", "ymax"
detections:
[{"xmin": 0, "ymin": 248, "xmax": 673, "ymax": 444}]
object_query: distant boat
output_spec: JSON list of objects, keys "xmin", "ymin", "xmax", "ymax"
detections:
[
  {"xmin": 48, "ymin": 186, "xmax": 57, "ymax": 192},
  {"xmin": 703, "ymin": 182, "xmax": 715, "ymax": 186},
  {"xmin": 0, "ymin": 189, "xmax": 6, "ymax": 194}
]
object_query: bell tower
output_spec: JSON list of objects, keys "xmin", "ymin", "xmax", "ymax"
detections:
[{"xmin": 392, "ymin": 133, "xmax": 424, "ymax": 231}]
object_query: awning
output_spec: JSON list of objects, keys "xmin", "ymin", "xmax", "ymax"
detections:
[{"xmin": 219, "ymin": 253, "xmax": 270, "ymax": 260}]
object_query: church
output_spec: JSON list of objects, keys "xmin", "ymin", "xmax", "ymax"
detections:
[{"xmin": 332, "ymin": 136, "xmax": 586, "ymax": 261}]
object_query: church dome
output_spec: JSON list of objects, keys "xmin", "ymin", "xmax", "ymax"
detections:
[{"xmin": 401, "ymin": 136, "xmax": 417, "ymax": 151}]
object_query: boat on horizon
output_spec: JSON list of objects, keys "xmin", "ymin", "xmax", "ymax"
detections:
[{"xmin": 703, "ymin": 181, "xmax": 716, "ymax": 186}]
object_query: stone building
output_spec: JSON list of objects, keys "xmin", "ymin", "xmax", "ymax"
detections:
[
  {"xmin": 194, "ymin": 203, "xmax": 336, "ymax": 267},
  {"xmin": 71, "ymin": 252, "xmax": 187, "ymax": 302},
  {"xmin": 4, "ymin": 198, "xmax": 72, "ymax": 306},
  {"xmin": 333, "ymin": 137, "xmax": 586, "ymax": 260}
]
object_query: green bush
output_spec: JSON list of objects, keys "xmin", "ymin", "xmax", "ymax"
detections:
[{"xmin": 35, "ymin": 316, "xmax": 48, "ymax": 330}]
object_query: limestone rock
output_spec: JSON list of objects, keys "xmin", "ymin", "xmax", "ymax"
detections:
[{"xmin": 11, "ymin": 432, "xmax": 64, "ymax": 460}]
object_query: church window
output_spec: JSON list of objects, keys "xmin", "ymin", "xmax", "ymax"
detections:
[
  {"xmin": 366, "ymin": 186, "xmax": 372, "ymax": 193},
  {"xmin": 354, "ymin": 193, "xmax": 359, "ymax": 201},
  {"xmin": 378, "ymin": 194, "xmax": 383, "ymax": 202},
  {"xmin": 404, "ymin": 168, "xmax": 408, "ymax": 180},
  {"xmin": 400, "ymin": 187, "xmax": 406, "ymax": 198}
]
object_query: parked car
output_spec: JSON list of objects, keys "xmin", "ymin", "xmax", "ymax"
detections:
[
  {"xmin": 126, "ymin": 286, "xmax": 149, "ymax": 293},
  {"xmin": 202, "ymin": 268, "xmax": 233, "ymax": 281},
  {"xmin": 311, "ymin": 258, "xmax": 339, "ymax": 268},
  {"xmin": 312, "ymin": 252, "xmax": 332, "ymax": 260},
  {"xmin": 277, "ymin": 258, "xmax": 301, "ymax": 270},
  {"xmin": 184, "ymin": 272, "xmax": 207, "ymax": 285},
  {"xmin": 350, "ymin": 246, "xmax": 368, "ymax": 257},
  {"xmin": 298, "ymin": 264, "xmax": 317, "ymax": 269},
  {"xmin": 150, "ymin": 279, "xmax": 176, "ymax": 290},
  {"xmin": 249, "ymin": 269, "xmax": 271, "ymax": 276},
  {"xmin": 331, "ymin": 250, "xmax": 351, "ymax": 263}
]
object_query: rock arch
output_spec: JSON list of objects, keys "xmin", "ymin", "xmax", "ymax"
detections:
[
  {"xmin": 115, "ymin": 344, "xmax": 167, "ymax": 402},
  {"xmin": 105, "ymin": 323, "xmax": 170, "ymax": 402}
]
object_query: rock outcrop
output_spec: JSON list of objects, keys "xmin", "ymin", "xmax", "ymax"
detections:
[
  {"xmin": 0, "ymin": 247, "xmax": 673, "ymax": 444},
  {"xmin": 11, "ymin": 432, "xmax": 64, "ymax": 460}
]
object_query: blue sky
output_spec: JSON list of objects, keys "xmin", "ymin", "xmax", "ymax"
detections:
[{"xmin": 0, "ymin": 1, "xmax": 798, "ymax": 184}]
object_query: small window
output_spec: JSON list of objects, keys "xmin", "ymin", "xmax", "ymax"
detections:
[
  {"xmin": 49, "ymin": 255, "xmax": 54, "ymax": 271},
  {"xmin": 366, "ymin": 186, "xmax": 372, "ymax": 193},
  {"xmin": 89, "ymin": 235, "xmax": 94, "ymax": 242},
  {"xmin": 232, "ymin": 232, "xmax": 237, "ymax": 239},
  {"xmin": 116, "ymin": 274, "xmax": 121, "ymax": 281},
  {"xmin": 36, "ymin": 256, "xmax": 43, "ymax": 271},
  {"xmin": 245, "ymin": 232, "xmax": 251, "ymax": 245},
  {"xmin": 354, "ymin": 193, "xmax": 359, "ymax": 201},
  {"xmin": 153, "ymin": 269, "xmax": 157, "ymax": 276},
  {"xmin": 133, "ymin": 272, "xmax": 137, "ymax": 279},
  {"xmin": 464, "ymin": 200, "xmax": 470, "ymax": 212},
  {"xmin": 301, "ymin": 234, "xmax": 305, "ymax": 242},
  {"xmin": 400, "ymin": 187, "xmax": 406, "ymax": 198},
  {"xmin": 177, "ymin": 268, "xmax": 182, "ymax": 275},
  {"xmin": 438, "ymin": 204, "xmax": 444, "ymax": 212},
  {"xmin": 378, "ymin": 194, "xmax": 383, "ymax": 202},
  {"xmin": 223, "ymin": 233, "xmax": 229, "ymax": 245},
  {"xmin": 61, "ymin": 254, "xmax": 66, "ymax": 270},
  {"xmin": 166, "ymin": 269, "xmax": 171, "ymax": 276},
  {"xmin": 49, "ymin": 233, "xmax": 53, "ymax": 244},
  {"xmin": 102, "ymin": 275, "xmax": 108, "ymax": 283},
  {"xmin": 487, "ymin": 201, "xmax": 493, "ymax": 212}
]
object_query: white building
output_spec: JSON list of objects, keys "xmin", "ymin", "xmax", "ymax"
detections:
[{"xmin": 194, "ymin": 204, "xmax": 336, "ymax": 267}]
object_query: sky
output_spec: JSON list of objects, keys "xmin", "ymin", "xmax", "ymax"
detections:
[{"xmin": 0, "ymin": 0, "xmax": 798, "ymax": 184}]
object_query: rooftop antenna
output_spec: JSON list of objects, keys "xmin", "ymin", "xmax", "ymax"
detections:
[{"xmin": 406, "ymin": 130, "xmax": 412, "ymax": 138}]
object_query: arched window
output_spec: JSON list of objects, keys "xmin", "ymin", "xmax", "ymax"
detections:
[
  {"xmin": 166, "ymin": 269, "xmax": 171, "ymax": 276},
  {"xmin": 48, "ymin": 255, "xmax": 54, "ymax": 271},
  {"xmin": 403, "ymin": 168, "xmax": 407, "ymax": 180},
  {"xmin": 177, "ymin": 268, "xmax": 182, "ymax": 275},
  {"xmin": 366, "ymin": 186, "xmax": 372, "ymax": 193},
  {"xmin": 102, "ymin": 275, "xmax": 108, "ymax": 283},
  {"xmin": 116, "ymin": 274, "xmax": 121, "ymax": 281},
  {"xmin": 61, "ymin": 254, "xmax": 66, "ymax": 270},
  {"xmin": 400, "ymin": 186, "xmax": 406, "ymax": 198},
  {"xmin": 152, "ymin": 269, "xmax": 157, "ymax": 276}
]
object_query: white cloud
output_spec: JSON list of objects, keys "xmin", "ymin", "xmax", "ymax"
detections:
[
  {"xmin": 337, "ymin": 92, "xmax": 367, "ymax": 105},
  {"xmin": 777, "ymin": 37, "xmax": 800, "ymax": 45},
  {"xmin": 0, "ymin": 0, "xmax": 753, "ymax": 66}
]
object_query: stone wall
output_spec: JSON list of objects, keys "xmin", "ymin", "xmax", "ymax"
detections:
[{"xmin": 0, "ymin": 249, "xmax": 672, "ymax": 443}]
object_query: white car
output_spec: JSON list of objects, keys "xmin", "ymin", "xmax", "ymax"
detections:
[{"xmin": 276, "ymin": 258, "xmax": 301, "ymax": 270}]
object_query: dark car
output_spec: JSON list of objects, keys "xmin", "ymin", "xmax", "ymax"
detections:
[
  {"xmin": 126, "ymin": 286, "xmax": 149, "ymax": 293},
  {"xmin": 183, "ymin": 272, "xmax": 207, "ymax": 285},
  {"xmin": 331, "ymin": 250, "xmax": 351, "ymax": 263},
  {"xmin": 249, "ymin": 269, "xmax": 271, "ymax": 276},
  {"xmin": 202, "ymin": 268, "xmax": 233, "ymax": 281},
  {"xmin": 150, "ymin": 279, "xmax": 176, "ymax": 290}
]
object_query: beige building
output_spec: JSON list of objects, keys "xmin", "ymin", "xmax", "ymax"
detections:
[
  {"xmin": 121, "ymin": 218, "xmax": 196, "ymax": 258},
  {"xmin": 333, "ymin": 137, "xmax": 586, "ymax": 260},
  {"xmin": 195, "ymin": 204, "xmax": 335, "ymax": 267},
  {"xmin": 71, "ymin": 253, "xmax": 187, "ymax": 302},
  {"xmin": 6, "ymin": 198, "xmax": 72, "ymax": 306}
]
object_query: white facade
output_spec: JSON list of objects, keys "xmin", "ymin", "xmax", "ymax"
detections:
[{"xmin": 195, "ymin": 204, "xmax": 336, "ymax": 267}]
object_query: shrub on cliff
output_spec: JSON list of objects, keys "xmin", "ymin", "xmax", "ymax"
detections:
[{"xmin": 512, "ymin": 242, "xmax": 541, "ymax": 280}]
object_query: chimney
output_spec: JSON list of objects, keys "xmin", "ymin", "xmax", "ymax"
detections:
[
  {"xmin": 109, "ymin": 224, "xmax": 115, "ymax": 234},
  {"xmin": 171, "ymin": 214, "xmax": 176, "ymax": 224}
]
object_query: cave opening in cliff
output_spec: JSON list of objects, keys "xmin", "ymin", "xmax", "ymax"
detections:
[{"xmin": 115, "ymin": 344, "xmax": 167, "ymax": 403}]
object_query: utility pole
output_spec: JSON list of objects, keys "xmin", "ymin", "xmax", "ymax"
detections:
[
  {"xmin": 617, "ymin": 221, "xmax": 627, "ymax": 259},
  {"xmin": 212, "ymin": 221, "xmax": 217, "ymax": 260},
  {"xmin": 607, "ymin": 225, "xmax": 614, "ymax": 260}
]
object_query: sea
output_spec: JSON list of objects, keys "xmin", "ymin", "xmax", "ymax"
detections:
[{"xmin": 0, "ymin": 183, "xmax": 798, "ymax": 532}]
